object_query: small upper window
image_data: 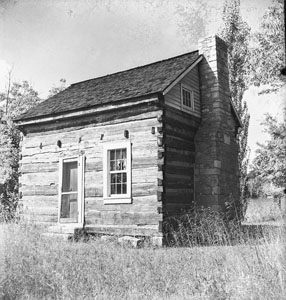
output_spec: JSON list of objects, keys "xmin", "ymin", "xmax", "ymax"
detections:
[{"xmin": 181, "ymin": 85, "xmax": 194, "ymax": 112}]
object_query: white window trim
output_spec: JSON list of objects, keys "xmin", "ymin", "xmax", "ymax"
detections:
[
  {"xmin": 103, "ymin": 141, "xmax": 132, "ymax": 204},
  {"xmin": 58, "ymin": 155, "xmax": 85, "ymax": 225},
  {"xmin": 181, "ymin": 84, "xmax": 195, "ymax": 113}
]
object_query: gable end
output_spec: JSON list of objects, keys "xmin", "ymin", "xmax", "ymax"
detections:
[{"xmin": 163, "ymin": 63, "xmax": 201, "ymax": 118}]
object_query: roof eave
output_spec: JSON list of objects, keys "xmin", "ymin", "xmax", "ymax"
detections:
[
  {"xmin": 14, "ymin": 93, "xmax": 161, "ymax": 127},
  {"xmin": 229, "ymin": 97, "xmax": 242, "ymax": 127}
]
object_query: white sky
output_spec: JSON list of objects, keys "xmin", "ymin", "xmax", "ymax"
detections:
[{"xmin": 0, "ymin": 0, "xmax": 283, "ymax": 162}]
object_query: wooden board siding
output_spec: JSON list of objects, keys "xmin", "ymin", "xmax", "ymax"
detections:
[
  {"xmin": 164, "ymin": 65, "xmax": 201, "ymax": 117},
  {"xmin": 19, "ymin": 103, "xmax": 163, "ymax": 232},
  {"xmin": 163, "ymin": 106, "xmax": 201, "ymax": 216}
]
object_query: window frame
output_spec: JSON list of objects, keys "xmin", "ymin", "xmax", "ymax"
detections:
[
  {"xmin": 181, "ymin": 84, "xmax": 195, "ymax": 113},
  {"xmin": 103, "ymin": 141, "xmax": 132, "ymax": 204},
  {"xmin": 58, "ymin": 155, "xmax": 85, "ymax": 224}
]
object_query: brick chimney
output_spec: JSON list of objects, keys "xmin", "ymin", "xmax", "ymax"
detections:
[{"xmin": 195, "ymin": 35, "xmax": 240, "ymax": 211}]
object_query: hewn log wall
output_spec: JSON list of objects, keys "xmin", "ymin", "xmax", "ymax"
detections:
[
  {"xmin": 162, "ymin": 106, "xmax": 201, "ymax": 216},
  {"xmin": 19, "ymin": 102, "xmax": 163, "ymax": 232}
]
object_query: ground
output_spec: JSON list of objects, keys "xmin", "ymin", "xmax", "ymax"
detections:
[
  {"xmin": 0, "ymin": 224, "xmax": 5, "ymax": 283},
  {"xmin": 244, "ymin": 197, "xmax": 284, "ymax": 224}
]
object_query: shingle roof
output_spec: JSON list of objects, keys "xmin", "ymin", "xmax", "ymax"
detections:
[{"xmin": 16, "ymin": 50, "xmax": 200, "ymax": 121}]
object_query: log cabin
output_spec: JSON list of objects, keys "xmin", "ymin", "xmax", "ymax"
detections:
[{"xmin": 14, "ymin": 35, "xmax": 241, "ymax": 243}]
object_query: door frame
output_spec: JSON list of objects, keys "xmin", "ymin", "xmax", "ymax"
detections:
[{"xmin": 58, "ymin": 155, "xmax": 85, "ymax": 225}]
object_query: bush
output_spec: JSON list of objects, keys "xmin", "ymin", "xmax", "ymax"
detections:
[{"xmin": 0, "ymin": 180, "xmax": 19, "ymax": 223}]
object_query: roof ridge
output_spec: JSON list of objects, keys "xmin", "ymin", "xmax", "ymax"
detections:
[{"xmin": 71, "ymin": 50, "xmax": 199, "ymax": 87}]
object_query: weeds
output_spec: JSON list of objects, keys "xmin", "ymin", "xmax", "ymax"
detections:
[
  {"xmin": 164, "ymin": 206, "xmax": 245, "ymax": 246},
  {"xmin": 1, "ymin": 217, "xmax": 285, "ymax": 300},
  {"xmin": 163, "ymin": 204, "xmax": 285, "ymax": 247}
]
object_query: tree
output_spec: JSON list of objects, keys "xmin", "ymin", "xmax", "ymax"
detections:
[
  {"xmin": 5, "ymin": 80, "xmax": 41, "ymax": 118},
  {"xmin": 219, "ymin": 0, "xmax": 251, "ymax": 218},
  {"xmin": 251, "ymin": 109, "xmax": 286, "ymax": 193},
  {"xmin": 248, "ymin": 0, "xmax": 285, "ymax": 93},
  {"xmin": 48, "ymin": 78, "xmax": 67, "ymax": 97},
  {"xmin": 176, "ymin": 1, "xmax": 208, "ymax": 48},
  {"xmin": 246, "ymin": 0, "xmax": 285, "ymax": 201},
  {"xmin": 0, "ymin": 80, "xmax": 41, "ymax": 221}
]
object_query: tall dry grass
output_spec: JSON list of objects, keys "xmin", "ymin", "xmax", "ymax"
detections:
[
  {"xmin": 163, "ymin": 206, "xmax": 284, "ymax": 246},
  {"xmin": 0, "ymin": 218, "xmax": 285, "ymax": 300}
]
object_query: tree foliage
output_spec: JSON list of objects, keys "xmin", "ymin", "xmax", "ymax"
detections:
[
  {"xmin": 246, "ymin": 0, "xmax": 286, "ymax": 200},
  {"xmin": 4, "ymin": 80, "xmax": 41, "ymax": 119},
  {"xmin": 219, "ymin": 0, "xmax": 251, "ymax": 218},
  {"xmin": 251, "ymin": 109, "xmax": 286, "ymax": 195},
  {"xmin": 248, "ymin": 0, "xmax": 285, "ymax": 93},
  {"xmin": 48, "ymin": 78, "xmax": 67, "ymax": 98},
  {"xmin": 0, "ymin": 80, "xmax": 41, "ymax": 221},
  {"xmin": 175, "ymin": 1, "xmax": 208, "ymax": 48}
]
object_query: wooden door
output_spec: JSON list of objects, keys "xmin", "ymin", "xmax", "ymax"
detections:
[{"xmin": 59, "ymin": 156, "xmax": 84, "ymax": 224}]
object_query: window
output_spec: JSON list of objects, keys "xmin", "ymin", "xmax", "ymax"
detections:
[
  {"xmin": 103, "ymin": 142, "xmax": 131, "ymax": 204},
  {"xmin": 181, "ymin": 85, "xmax": 194, "ymax": 112}
]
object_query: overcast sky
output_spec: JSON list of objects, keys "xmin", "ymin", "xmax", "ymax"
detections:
[{"xmin": 0, "ymin": 0, "xmax": 284, "ymax": 162}]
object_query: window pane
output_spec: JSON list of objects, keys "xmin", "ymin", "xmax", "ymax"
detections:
[
  {"xmin": 111, "ymin": 174, "xmax": 117, "ymax": 183},
  {"xmin": 110, "ymin": 161, "xmax": 116, "ymax": 171},
  {"xmin": 122, "ymin": 159, "xmax": 126, "ymax": 170},
  {"xmin": 119, "ymin": 173, "xmax": 123, "ymax": 184},
  {"xmin": 117, "ymin": 173, "xmax": 122, "ymax": 183},
  {"xmin": 122, "ymin": 183, "xmax": 127, "ymax": 194},
  {"xmin": 122, "ymin": 173, "xmax": 127, "ymax": 183},
  {"xmin": 110, "ymin": 150, "xmax": 115, "ymax": 160},
  {"xmin": 182, "ymin": 88, "xmax": 192, "ymax": 109},
  {"xmin": 115, "ymin": 159, "xmax": 125, "ymax": 171},
  {"xmin": 111, "ymin": 184, "xmax": 115, "ymax": 194},
  {"xmin": 117, "ymin": 149, "xmax": 121, "ymax": 159},
  {"xmin": 62, "ymin": 161, "xmax": 78, "ymax": 192},
  {"xmin": 116, "ymin": 184, "xmax": 122, "ymax": 194},
  {"xmin": 116, "ymin": 149, "xmax": 121, "ymax": 159},
  {"xmin": 116, "ymin": 160, "xmax": 121, "ymax": 170},
  {"xmin": 182, "ymin": 90, "xmax": 186, "ymax": 105}
]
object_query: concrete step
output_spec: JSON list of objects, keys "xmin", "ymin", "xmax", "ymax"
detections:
[
  {"xmin": 42, "ymin": 224, "xmax": 84, "ymax": 240},
  {"xmin": 85, "ymin": 224, "xmax": 159, "ymax": 236},
  {"xmin": 118, "ymin": 236, "xmax": 144, "ymax": 248},
  {"xmin": 47, "ymin": 224, "xmax": 83, "ymax": 234},
  {"xmin": 41, "ymin": 232, "xmax": 73, "ymax": 241}
]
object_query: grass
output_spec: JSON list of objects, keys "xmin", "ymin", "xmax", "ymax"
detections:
[{"xmin": 0, "ymin": 219, "xmax": 285, "ymax": 300}]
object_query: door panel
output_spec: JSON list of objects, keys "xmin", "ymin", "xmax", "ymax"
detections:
[
  {"xmin": 60, "ymin": 160, "xmax": 78, "ymax": 223},
  {"xmin": 60, "ymin": 193, "xmax": 78, "ymax": 222}
]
